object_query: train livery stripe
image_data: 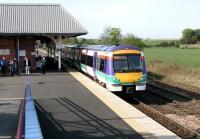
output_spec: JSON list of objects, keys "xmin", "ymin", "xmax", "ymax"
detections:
[
  {"xmin": 138, "ymin": 74, "xmax": 147, "ymax": 83},
  {"xmin": 96, "ymin": 70, "xmax": 147, "ymax": 84},
  {"xmin": 80, "ymin": 63, "xmax": 147, "ymax": 84},
  {"xmin": 113, "ymin": 50, "xmax": 141, "ymax": 54},
  {"xmin": 96, "ymin": 71, "xmax": 120, "ymax": 84}
]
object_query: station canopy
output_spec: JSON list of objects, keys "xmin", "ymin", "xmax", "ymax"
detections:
[{"xmin": 0, "ymin": 3, "xmax": 88, "ymax": 37}]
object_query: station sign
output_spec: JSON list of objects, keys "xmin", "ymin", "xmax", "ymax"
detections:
[
  {"xmin": 19, "ymin": 50, "xmax": 26, "ymax": 56},
  {"xmin": 0, "ymin": 49, "xmax": 10, "ymax": 55}
]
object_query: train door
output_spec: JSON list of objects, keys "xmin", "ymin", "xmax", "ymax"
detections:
[
  {"xmin": 93, "ymin": 52, "xmax": 97, "ymax": 78},
  {"xmin": 96, "ymin": 56, "xmax": 106, "ymax": 84}
]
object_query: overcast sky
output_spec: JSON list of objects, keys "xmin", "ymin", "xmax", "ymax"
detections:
[{"xmin": 0, "ymin": 0, "xmax": 199, "ymax": 39}]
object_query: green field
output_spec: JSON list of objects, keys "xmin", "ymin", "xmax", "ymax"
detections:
[{"xmin": 143, "ymin": 47, "xmax": 200, "ymax": 69}]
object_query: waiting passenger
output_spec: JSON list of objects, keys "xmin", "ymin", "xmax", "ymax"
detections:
[
  {"xmin": 13, "ymin": 58, "xmax": 18, "ymax": 76},
  {"xmin": 0, "ymin": 57, "xmax": 7, "ymax": 76},
  {"xmin": 9, "ymin": 59, "xmax": 14, "ymax": 76},
  {"xmin": 40, "ymin": 56, "xmax": 46, "ymax": 75},
  {"xmin": 23, "ymin": 57, "xmax": 31, "ymax": 75}
]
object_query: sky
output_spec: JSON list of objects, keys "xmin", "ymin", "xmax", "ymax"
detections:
[{"xmin": 0, "ymin": 0, "xmax": 200, "ymax": 39}]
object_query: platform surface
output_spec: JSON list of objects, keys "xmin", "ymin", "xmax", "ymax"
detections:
[
  {"xmin": 0, "ymin": 70, "xmax": 180, "ymax": 139},
  {"xmin": 30, "ymin": 72, "xmax": 144, "ymax": 139},
  {"xmin": 0, "ymin": 76, "xmax": 25, "ymax": 139}
]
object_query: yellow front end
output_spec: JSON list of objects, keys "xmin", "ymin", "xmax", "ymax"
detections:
[
  {"xmin": 111, "ymin": 49, "xmax": 146, "ymax": 93},
  {"xmin": 115, "ymin": 72, "xmax": 142, "ymax": 84}
]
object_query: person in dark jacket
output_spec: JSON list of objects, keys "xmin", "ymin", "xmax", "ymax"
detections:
[
  {"xmin": 13, "ymin": 58, "xmax": 19, "ymax": 76},
  {"xmin": 40, "ymin": 56, "xmax": 46, "ymax": 75},
  {"xmin": 1, "ymin": 57, "xmax": 7, "ymax": 75},
  {"xmin": 23, "ymin": 57, "xmax": 31, "ymax": 75},
  {"xmin": 9, "ymin": 59, "xmax": 14, "ymax": 76}
]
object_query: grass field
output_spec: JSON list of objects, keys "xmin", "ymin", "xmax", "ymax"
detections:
[
  {"xmin": 143, "ymin": 47, "xmax": 200, "ymax": 89},
  {"xmin": 144, "ymin": 47, "xmax": 200, "ymax": 69}
]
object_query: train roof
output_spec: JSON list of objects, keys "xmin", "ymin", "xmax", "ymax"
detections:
[{"xmin": 64, "ymin": 44, "xmax": 141, "ymax": 52}]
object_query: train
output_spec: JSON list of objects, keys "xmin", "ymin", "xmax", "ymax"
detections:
[{"xmin": 62, "ymin": 44, "xmax": 147, "ymax": 93}]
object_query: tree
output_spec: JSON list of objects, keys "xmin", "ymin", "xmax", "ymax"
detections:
[
  {"xmin": 63, "ymin": 37, "xmax": 79, "ymax": 44},
  {"xmin": 195, "ymin": 29, "xmax": 200, "ymax": 41},
  {"xmin": 121, "ymin": 33, "xmax": 146, "ymax": 48},
  {"xmin": 180, "ymin": 28, "xmax": 197, "ymax": 44},
  {"xmin": 100, "ymin": 26, "xmax": 122, "ymax": 45}
]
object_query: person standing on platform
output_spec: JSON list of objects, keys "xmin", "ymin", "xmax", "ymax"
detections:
[
  {"xmin": 23, "ymin": 57, "xmax": 31, "ymax": 75},
  {"xmin": 1, "ymin": 57, "xmax": 7, "ymax": 76},
  {"xmin": 9, "ymin": 59, "xmax": 14, "ymax": 76},
  {"xmin": 13, "ymin": 58, "xmax": 18, "ymax": 76},
  {"xmin": 40, "ymin": 56, "xmax": 46, "ymax": 75}
]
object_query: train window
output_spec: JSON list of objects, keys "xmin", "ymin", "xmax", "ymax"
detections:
[
  {"xmin": 73, "ymin": 51, "xmax": 75, "ymax": 59},
  {"xmin": 81, "ymin": 54, "xmax": 86, "ymax": 64},
  {"xmin": 99, "ymin": 58, "xmax": 104, "ymax": 72},
  {"xmin": 66, "ymin": 49, "xmax": 70, "ymax": 58},
  {"xmin": 76, "ymin": 50, "xmax": 79, "ymax": 60},
  {"xmin": 74, "ymin": 50, "xmax": 77, "ymax": 60},
  {"xmin": 113, "ymin": 54, "xmax": 142, "ymax": 72},
  {"xmin": 78, "ymin": 51, "xmax": 81, "ymax": 61},
  {"xmin": 72, "ymin": 50, "xmax": 74, "ymax": 59},
  {"xmin": 87, "ymin": 55, "xmax": 93, "ymax": 67},
  {"xmin": 128, "ymin": 55, "xmax": 142, "ymax": 72}
]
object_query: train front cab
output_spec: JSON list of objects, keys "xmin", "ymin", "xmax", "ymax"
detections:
[{"xmin": 107, "ymin": 49, "xmax": 147, "ymax": 93}]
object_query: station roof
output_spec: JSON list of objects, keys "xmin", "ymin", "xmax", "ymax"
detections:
[{"xmin": 0, "ymin": 3, "xmax": 88, "ymax": 37}]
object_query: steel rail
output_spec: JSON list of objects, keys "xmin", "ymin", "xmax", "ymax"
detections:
[{"xmin": 132, "ymin": 97, "xmax": 200, "ymax": 139}]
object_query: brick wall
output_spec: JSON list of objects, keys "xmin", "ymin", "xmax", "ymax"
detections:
[
  {"xmin": 0, "ymin": 37, "xmax": 36, "ymax": 71},
  {"xmin": 0, "ymin": 38, "xmax": 15, "ymax": 61},
  {"xmin": 18, "ymin": 38, "xmax": 36, "ymax": 70}
]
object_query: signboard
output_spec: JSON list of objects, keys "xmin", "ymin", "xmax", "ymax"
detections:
[
  {"xmin": 19, "ymin": 50, "xmax": 26, "ymax": 56},
  {"xmin": 31, "ymin": 52, "xmax": 35, "ymax": 56},
  {"xmin": 0, "ymin": 49, "xmax": 10, "ymax": 55}
]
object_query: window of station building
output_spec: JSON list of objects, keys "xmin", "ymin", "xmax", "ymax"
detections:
[{"xmin": 86, "ymin": 55, "xmax": 93, "ymax": 67}]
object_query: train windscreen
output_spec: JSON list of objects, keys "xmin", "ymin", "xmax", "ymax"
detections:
[{"xmin": 113, "ymin": 54, "xmax": 142, "ymax": 73}]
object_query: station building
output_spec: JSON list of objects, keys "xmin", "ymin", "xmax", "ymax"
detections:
[{"xmin": 0, "ymin": 3, "xmax": 87, "ymax": 70}]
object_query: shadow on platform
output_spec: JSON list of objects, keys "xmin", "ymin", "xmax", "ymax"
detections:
[
  {"xmin": 35, "ymin": 97, "xmax": 147, "ymax": 139},
  {"xmin": 0, "ymin": 112, "xmax": 18, "ymax": 139}
]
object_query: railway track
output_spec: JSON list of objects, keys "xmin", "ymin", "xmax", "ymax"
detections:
[
  {"xmin": 130, "ymin": 82, "xmax": 200, "ymax": 139},
  {"xmin": 131, "ymin": 97, "xmax": 200, "ymax": 139},
  {"xmin": 147, "ymin": 79, "xmax": 200, "ymax": 100},
  {"xmin": 147, "ymin": 81, "xmax": 200, "ymax": 117}
]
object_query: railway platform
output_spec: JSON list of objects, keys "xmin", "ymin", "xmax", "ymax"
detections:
[
  {"xmin": 0, "ymin": 76, "xmax": 25, "ymax": 139},
  {"xmin": 0, "ymin": 67, "xmax": 180, "ymax": 139}
]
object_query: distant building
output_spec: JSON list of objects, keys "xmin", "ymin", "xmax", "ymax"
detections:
[{"xmin": 0, "ymin": 3, "xmax": 87, "ymax": 70}]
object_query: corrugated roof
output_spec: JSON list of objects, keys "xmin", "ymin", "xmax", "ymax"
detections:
[{"xmin": 0, "ymin": 4, "xmax": 88, "ymax": 36}]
